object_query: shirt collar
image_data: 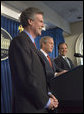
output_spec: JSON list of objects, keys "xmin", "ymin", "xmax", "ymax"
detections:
[
  {"xmin": 23, "ymin": 30, "xmax": 34, "ymax": 43},
  {"xmin": 62, "ymin": 56, "xmax": 67, "ymax": 59},
  {"xmin": 40, "ymin": 49, "xmax": 48, "ymax": 58}
]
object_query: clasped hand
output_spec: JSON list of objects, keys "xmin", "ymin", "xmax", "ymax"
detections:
[{"xmin": 48, "ymin": 94, "xmax": 59, "ymax": 110}]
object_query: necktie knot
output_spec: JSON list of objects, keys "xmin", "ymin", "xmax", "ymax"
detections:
[{"xmin": 64, "ymin": 57, "xmax": 67, "ymax": 60}]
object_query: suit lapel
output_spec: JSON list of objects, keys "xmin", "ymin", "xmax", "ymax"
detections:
[
  {"xmin": 21, "ymin": 31, "xmax": 37, "ymax": 51},
  {"xmin": 39, "ymin": 51, "xmax": 50, "ymax": 66},
  {"xmin": 38, "ymin": 51, "xmax": 54, "ymax": 72},
  {"xmin": 59, "ymin": 55, "xmax": 70, "ymax": 68}
]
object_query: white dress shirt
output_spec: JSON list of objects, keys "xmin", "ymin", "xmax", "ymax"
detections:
[{"xmin": 62, "ymin": 56, "xmax": 71, "ymax": 68}]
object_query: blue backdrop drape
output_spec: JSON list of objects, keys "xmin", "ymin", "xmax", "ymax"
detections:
[
  {"xmin": 1, "ymin": 16, "xmax": 20, "ymax": 113},
  {"xmin": 1, "ymin": 15, "xmax": 65, "ymax": 113}
]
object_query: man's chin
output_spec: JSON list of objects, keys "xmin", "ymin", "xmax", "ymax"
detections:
[{"xmin": 62, "ymin": 54, "xmax": 66, "ymax": 56}]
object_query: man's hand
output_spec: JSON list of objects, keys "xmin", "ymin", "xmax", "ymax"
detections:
[
  {"xmin": 48, "ymin": 94, "xmax": 59, "ymax": 110},
  {"xmin": 56, "ymin": 70, "xmax": 68, "ymax": 77}
]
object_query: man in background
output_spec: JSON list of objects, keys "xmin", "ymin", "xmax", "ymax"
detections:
[
  {"xmin": 54, "ymin": 42, "xmax": 75, "ymax": 70},
  {"xmin": 8, "ymin": 7, "xmax": 58, "ymax": 113},
  {"xmin": 39, "ymin": 36, "xmax": 67, "ymax": 86}
]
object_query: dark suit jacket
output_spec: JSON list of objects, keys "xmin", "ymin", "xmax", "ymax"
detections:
[
  {"xmin": 38, "ymin": 51, "xmax": 63, "ymax": 88},
  {"xmin": 8, "ymin": 31, "xmax": 49, "ymax": 113},
  {"xmin": 54, "ymin": 55, "xmax": 75, "ymax": 70}
]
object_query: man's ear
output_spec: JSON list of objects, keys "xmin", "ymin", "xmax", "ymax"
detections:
[{"xmin": 28, "ymin": 19, "xmax": 33, "ymax": 25}]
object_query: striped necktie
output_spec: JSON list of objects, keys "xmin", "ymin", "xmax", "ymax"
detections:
[
  {"xmin": 47, "ymin": 55, "xmax": 52, "ymax": 67},
  {"xmin": 64, "ymin": 57, "xmax": 71, "ymax": 68}
]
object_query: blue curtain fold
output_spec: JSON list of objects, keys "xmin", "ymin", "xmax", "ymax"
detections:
[
  {"xmin": 1, "ymin": 60, "xmax": 12, "ymax": 113},
  {"xmin": 1, "ymin": 16, "xmax": 20, "ymax": 38},
  {"xmin": 1, "ymin": 16, "xmax": 20, "ymax": 113},
  {"xmin": 1, "ymin": 15, "xmax": 65, "ymax": 113}
]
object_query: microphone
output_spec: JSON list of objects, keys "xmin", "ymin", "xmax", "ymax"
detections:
[{"xmin": 74, "ymin": 53, "xmax": 83, "ymax": 58}]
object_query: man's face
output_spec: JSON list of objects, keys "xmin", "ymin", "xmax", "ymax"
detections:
[
  {"xmin": 43, "ymin": 38, "xmax": 54, "ymax": 53},
  {"xmin": 59, "ymin": 43, "xmax": 68, "ymax": 56},
  {"xmin": 30, "ymin": 14, "xmax": 44, "ymax": 37}
]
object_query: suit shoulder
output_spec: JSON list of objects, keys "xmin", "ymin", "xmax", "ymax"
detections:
[
  {"xmin": 10, "ymin": 32, "xmax": 28, "ymax": 45},
  {"xmin": 54, "ymin": 56, "xmax": 60, "ymax": 60}
]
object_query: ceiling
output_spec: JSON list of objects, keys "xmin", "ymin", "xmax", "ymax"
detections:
[
  {"xmin": 2, "ymin": 1, "xmax": 83, "ymax": 23},
  {"xmin": 43, "ymin": 1, "xmax": 83, "ymax": 23}
]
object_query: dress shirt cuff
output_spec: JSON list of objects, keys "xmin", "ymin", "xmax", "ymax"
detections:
[
  {"xmin": 44, "ymin": 98, "xmax": 51, "ymax": 108},
  {"xmin": 54, "ymin": 72, "xmax": 58, "ymax": 77},
  {"xmin": 48, "ymin": 92, "xmax": 52, "ymax": 95},
  {"xmin": 44, "ymin": 92, "xmax": 52, "ymax": 108}
]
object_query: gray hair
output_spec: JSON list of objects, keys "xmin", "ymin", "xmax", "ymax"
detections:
[
  {"xmin": 40, "ymin": 36, "xmax": 53, "ymax": 48},
  {"xmin": 20, "ymin": 7, "xmax": 44, "ymax": 27}
]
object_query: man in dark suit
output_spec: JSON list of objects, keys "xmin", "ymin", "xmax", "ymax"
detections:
[
  {"xmin": 54, "ymin": 42, "xmax": 75, "ymax": 70},
  {"xmin": 8, "ymin": 7, "xmax": 58, "ymax": 113},
  {"xmin": 39, "ymin": 36, "xmax": 68, "ymax": 87}
]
